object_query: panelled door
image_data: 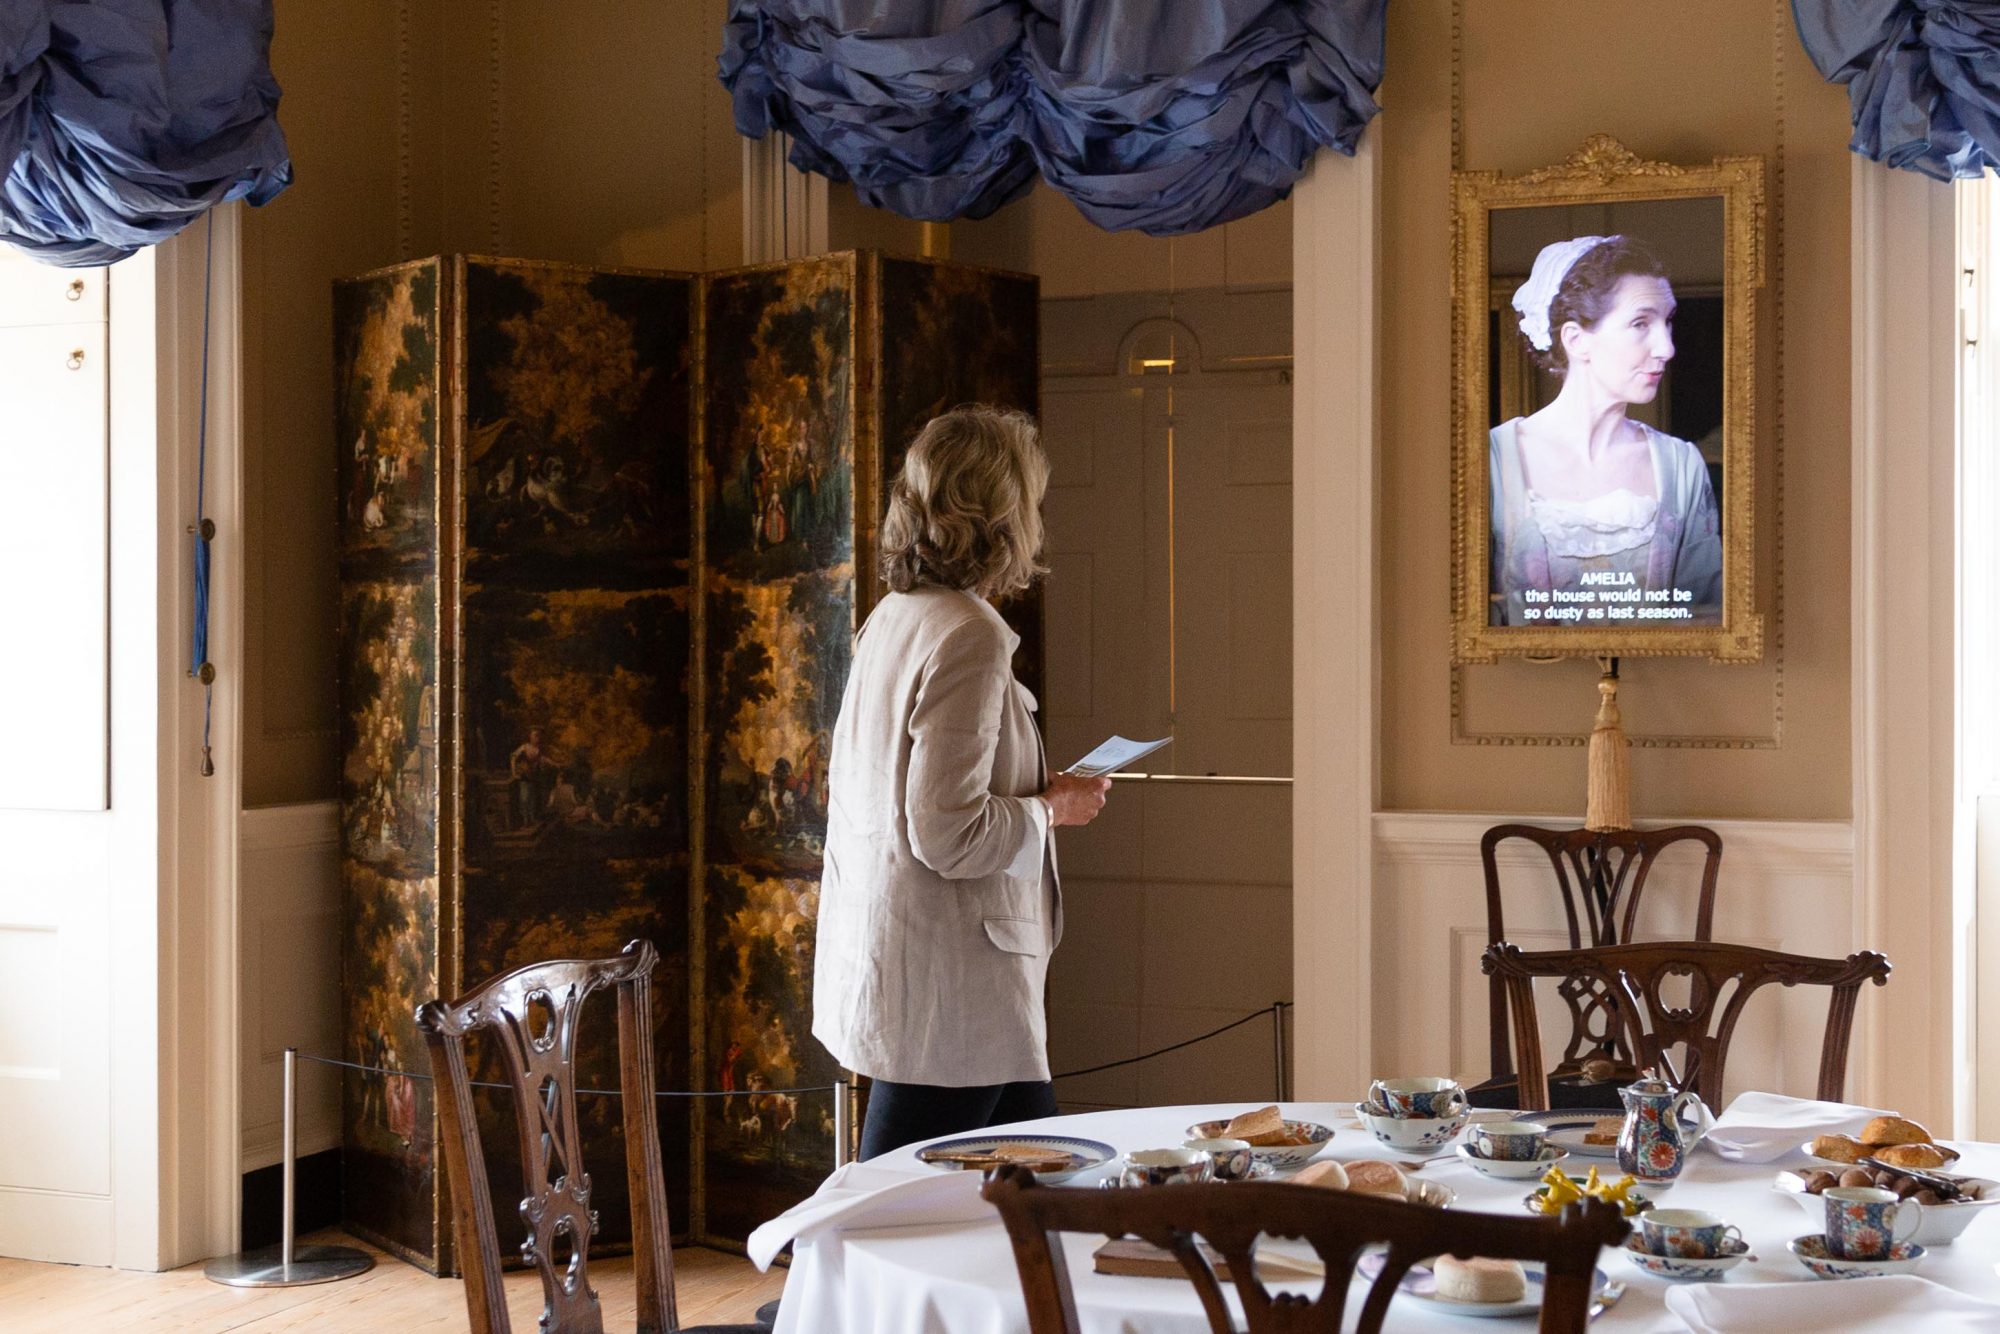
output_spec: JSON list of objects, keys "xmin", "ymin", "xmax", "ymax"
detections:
[{"xmin": 0, "ymin": 250, "xmax": 115, "ymax": 1262}]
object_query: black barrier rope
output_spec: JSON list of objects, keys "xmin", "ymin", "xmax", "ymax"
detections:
[
  {"xmin": 296, "ymin": 1053, "xmax": 835, "ymax": 1100},
  {"xmin": 301, "ymin": 999, "xmax": 1291, "ymax": 1098},
  {"xmin": 1051, "ymin": 1002, "xmax": 1290, "ymax": 1081}
]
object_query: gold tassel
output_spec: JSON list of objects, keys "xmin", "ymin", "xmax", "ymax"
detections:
[{"xmin": 1585, "ymin": 662, "xmax": 1631, "ymax": 832}]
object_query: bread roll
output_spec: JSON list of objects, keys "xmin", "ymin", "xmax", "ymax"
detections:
[
  {"xmin": 1877, "ymin": 1142, "xmax": 1953, "ymax": 1170},
  {"xmin": 1290, "ymin": 1161, "xmax": 1350, "ymax": 1191},
  {"xmin": 1861, "ymin": 1116, "xmax": 1932, "ymax": 1147},
  {"xmin": 1343, "ymin": 1160, "xmax": 1409, "ymax": 1199},
  {"xmin": 1809, "ymin": 1134, "xmax": 1869, "ymax": 1163},
  {"xmin": 1433, "ymin": 1256, "xmax": 1527, "ymax": 1304}
]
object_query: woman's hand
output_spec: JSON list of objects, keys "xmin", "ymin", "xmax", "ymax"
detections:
[{"xmin": 1040, "ymin": 773, "xmax": 1112, "ymax": 827}]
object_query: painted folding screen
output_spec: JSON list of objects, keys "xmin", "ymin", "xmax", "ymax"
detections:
[
  {"xmin": 339, "ymin": 251, "xmax": 1039, "ymax": 1261},
  {"xmin": 695, "ymin": 253, "xmax": 1040, "ymax": 1242},
  {"xmin": 336, "ymin": 257, "xmax": 696, "ymax": 1274}
]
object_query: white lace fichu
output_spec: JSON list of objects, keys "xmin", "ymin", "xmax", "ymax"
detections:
[{"xmin": 1527, "ymin": 488, "xmax": 1660, "ymax": 558}]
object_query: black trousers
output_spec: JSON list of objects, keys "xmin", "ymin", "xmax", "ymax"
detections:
[{"xmin": 859, "ymin": 1077, "xmax": 1059, "ymax": 1161}]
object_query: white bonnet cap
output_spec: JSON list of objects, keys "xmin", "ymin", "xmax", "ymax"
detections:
[{"xmin": 1511, "ymin": 235, "xmax": 1615, "ymax": 352}]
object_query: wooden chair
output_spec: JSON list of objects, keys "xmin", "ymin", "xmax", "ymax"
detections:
[
  {"xmin": 983, "ymin": 1165, "xmax": 1628, "ymax": 1334},
  {"xmin": 417, "ymin": 939, "xmax": 768, "ymax": 1334},
  {"xmin": 1472, "ymin": 824, "xmax": 1724, "ymax": 1109},
  {"xmin": 1482, "ymin": 940, "xmax": 1892, "ymax": 1113}
]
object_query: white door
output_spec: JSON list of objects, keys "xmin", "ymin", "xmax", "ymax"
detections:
[{"xmin": 0, "ymin": 250, "xmax": 116, "ymax": 1262}]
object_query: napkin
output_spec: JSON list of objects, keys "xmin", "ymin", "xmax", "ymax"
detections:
[
  {"xmin": 1666, "ymin": 1275, "xmax": 2000, "ymax": 1332},
  {"xmin": 1700, "ymin": 1090, "xmax": 1895, "ymax": 1163},
  {"xmin": 745, "ymin": 1161, "xmax": 995, "ymax": 1270}
]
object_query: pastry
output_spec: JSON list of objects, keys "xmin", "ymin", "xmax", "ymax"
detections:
[
  {"xmin": 1433, "ymin": 1255, "xmax": 1527, "ymax": 1304},
  {"xmin": 1222, "ymin": 1105, "xmax": 1291, "ymax": 1146},
  {"xmin": 1582, "ymin": 1117, "xmax": 1622, "ymax": 1146},
  {"xmin": 1861, "ymin": 1116, "xmax": 1932, "ymax": 1147},
  {"xmin": 1343, "ymin": 1159, "xmax": 1409, "ymax": 1199},
  {"xmin": 1876, "ymin": 1142, "xmax": 1954, "ymax": 1170},
  {"xmin": 1808, "ymin": 1134, "xmax": 1870, "ymax": 1163},
  {"xmin": 1290, "ymin": 1161, "xmax": 1350, "ymax": 1191}
]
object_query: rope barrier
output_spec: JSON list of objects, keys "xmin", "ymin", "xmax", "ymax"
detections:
[
  {"xmin": 1050, "ymin": 1002, "xmax": 1290, "ymax": 1081},
  {"xmin": 295, "ymin": 1053, "xmax": 834, "ymax": 1100},
  {"xmin": 303, "ymin": 999, "xmax": 1291, "ymax": 1097}
]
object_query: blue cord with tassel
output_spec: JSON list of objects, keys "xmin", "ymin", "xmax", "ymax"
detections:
[{"xmin": 191, "ymin": 212, "xmax": 215, "ymax": 776}]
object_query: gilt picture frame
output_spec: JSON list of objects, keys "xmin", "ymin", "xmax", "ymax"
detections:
[{"xmin": 1451, "ymin": 135, "xmax": 1766, "ymax": 663}]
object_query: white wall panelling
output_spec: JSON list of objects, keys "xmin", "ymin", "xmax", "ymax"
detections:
[
  {"xmin": 1291, "ymin": 138, "xmax": 1380, "ymax": 1101},
  {"xmin": 239, "ymin": 802, "xmax": 343, "ymax": 1171},
  {"xmin": 1850, "ymin": 160, "xmax": 1962, "ymax": 1131},
  {"xmin": 1373, "ymin": 813, "xmax": 1860, "ymax": 1102}
]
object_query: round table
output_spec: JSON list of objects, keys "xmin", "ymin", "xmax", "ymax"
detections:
[{"xmin": 770, "ymin": 1101, "xmax": 2000, "ymax": 1332}]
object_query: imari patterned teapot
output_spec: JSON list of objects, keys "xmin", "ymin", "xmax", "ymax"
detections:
[{"xmin": 1617, "ymin": 1076, "xmax": 1713, "ymax": 1185}]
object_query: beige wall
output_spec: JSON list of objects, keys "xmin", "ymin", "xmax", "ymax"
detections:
[
  {"xmin": 241, "ymin": 0, "xmax": 742, "ymax": 806},
  {"xmin": 1378, "ymin": 0, "xmax": 1855, "ymax": 820},
  {"xmin": 952, "ymin": 183, "xmax": 1292, "ymax": 297}
]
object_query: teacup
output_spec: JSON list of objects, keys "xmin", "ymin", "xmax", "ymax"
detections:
[
  {"xmin": 1369, "ymin": 1077, "xmax": 1466, "ymax": 1121},
  {"xmin": 1824, "ymin": 1186, "xmax": 1921, "ymax": 1261},
  {"xmin": 1469, "ymin": 1121, "xmax": 1547, "ymax": 1163},
  {"xmin": 1639, "ymin": 1208, "xmax": 1744, "ymax": 1260},
  {"xmin": 1182, "ymin": 1137, "xmax": 1255, "ymax": 1182},
  {"xmin": 1120, "ymin": 1148, "xmax": 1212, "ymax": 1188}
]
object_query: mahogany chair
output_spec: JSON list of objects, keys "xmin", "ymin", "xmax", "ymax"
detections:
[
  {"xmin": 983, "ymin": 1165, "xmax": 1628, "ymax": 1334},
  {"xmin": 1481, "ymin": 940, "xmax": 1892, "ymax": 1113},
  {"xmin": 417, "ymin": 939, "xmax": 768, "ymax": 1334},
  {"xmin": 1472, "ymin": 824, "xmax": 1724, "ymax": 1109}
]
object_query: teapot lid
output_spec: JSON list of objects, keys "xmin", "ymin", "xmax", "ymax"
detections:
[{"xmin": 1625, "ymin": 1077, "xmax": 1672, "ymax": 1095}]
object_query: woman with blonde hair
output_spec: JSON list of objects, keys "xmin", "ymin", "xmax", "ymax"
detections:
[{"xmin": 814, "ymin": 405, "xmax": 1109, "ymax": 1159}]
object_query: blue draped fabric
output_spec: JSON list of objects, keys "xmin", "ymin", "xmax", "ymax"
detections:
[
  {"xmin": 1793, "ymin": 0, "xmax": 2000, "ymax": 179},
  {"xmin": 719, "ymin": 1, "xmax": 1385, "ymax": 235},
  {"xmin": 0, "ymin": 0, "xmax": 290, "ymax": 267}
]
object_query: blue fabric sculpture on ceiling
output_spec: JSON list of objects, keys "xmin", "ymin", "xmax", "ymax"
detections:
[
  {"xmin": 1792, "ymin": 0, "xmax": 2000, "ymax": 179},
  {"xmin": 0, "ymin": 0, "xmax": 291, "ymax": 267},
  {"xmin": 718, "ymin": 1, "xmax": 1387, "ymax": 236}
]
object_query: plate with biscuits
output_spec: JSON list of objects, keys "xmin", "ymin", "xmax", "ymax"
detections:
[
  {"xmin": 1185, "ymin": 1105, "xmax": 1334, "ymax": 1170},
  {"xmin": 1799, "ymin": 1115, "xmax": 1960, "ymax": 1172},
  {"xmin": 915, "ymin": 1135, "xmax": 1115, "ymax": 1184},
  {"xmin": 1356, "ymin": 1252, "xmax": 1608, "ymax": 1318}
]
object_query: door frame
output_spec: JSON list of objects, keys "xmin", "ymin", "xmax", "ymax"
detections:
[{"xmin": 101, "ymin": 207, "xmax": 244, "ymax": 1269}]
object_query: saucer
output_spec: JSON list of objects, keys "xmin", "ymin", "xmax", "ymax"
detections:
[
  {"xmin": 1456, "ymin": 1142, "xmax": 1570, "ymax": 1180},
  {"xmin": 1787, "ymin": 1233, "xmax": 1927, "ymax": 1279},
  {"xmin": 1620, "ymin": 1234, "xmax": 1750, "ymax": 1281}
]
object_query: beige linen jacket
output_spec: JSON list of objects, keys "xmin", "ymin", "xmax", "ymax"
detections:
[{"xmin": 812, "ymin": 586, "xmax": 1062, "ymax": 1086}]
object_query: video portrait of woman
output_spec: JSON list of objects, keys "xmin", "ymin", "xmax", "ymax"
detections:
[{"xmin": 1487, "ymin": 223, "xmax": 1725, "ymax": 628}]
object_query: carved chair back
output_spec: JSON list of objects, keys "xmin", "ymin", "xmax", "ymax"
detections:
[
  {"xmin": 1482, "ymin": 939, "xmax": 1891, "ymax": 1112},
  {"xmin": 982, "ymin": 1165, "xmax": 1628, "ymax": 1334},
  {"xmin": 417, "ymin": 939, "xmax": 676, "ymax": 1334},
  {"xmin": 1479, "ymin": 825, "xmax": 1723, "ymax": 1089}
]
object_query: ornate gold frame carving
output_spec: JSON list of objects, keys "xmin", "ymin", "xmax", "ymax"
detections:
[{"xmin": 1451, "ymin": 135, "xmax": 1767, "ymax": 664}]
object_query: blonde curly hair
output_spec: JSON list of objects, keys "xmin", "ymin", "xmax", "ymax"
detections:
[{"xmin": 880, "ymin": 406, "xmax": 1049, "ymax": 599}]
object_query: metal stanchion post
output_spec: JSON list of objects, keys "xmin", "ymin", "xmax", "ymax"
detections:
[
  {"xmin": 206, "ymin": 1049, "xmax": 375, "ymax": 1287},
  {"xmin": 1272, "ymin": 1003, "xmax": 1290, "ymax": 1103},
  {"xmin": 832, "ymin": 1073, "xmax": 851, "ymax": 1168}
]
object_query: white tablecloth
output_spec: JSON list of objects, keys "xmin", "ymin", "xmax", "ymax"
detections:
[{"xmin": 769, "ymin": 1101, "xmax": 2000, "ymax": 1333}]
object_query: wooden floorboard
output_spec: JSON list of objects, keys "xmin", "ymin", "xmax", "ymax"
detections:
[{"xmin": 0, "ymin": 1229, "xmax": 788, "ymax": 1333}]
